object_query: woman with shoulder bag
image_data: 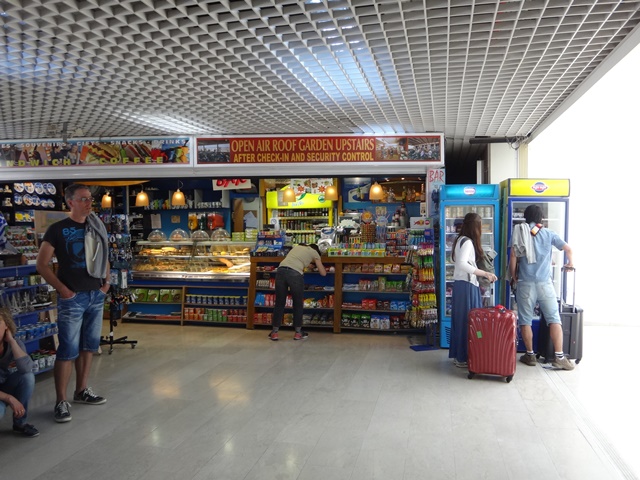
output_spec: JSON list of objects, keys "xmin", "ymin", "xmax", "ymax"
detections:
[{"xmin": 449, "ymin": 213, "xmax": 498, "ymax": 368}]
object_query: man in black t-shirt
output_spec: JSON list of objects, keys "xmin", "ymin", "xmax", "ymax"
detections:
[{"xmin": 36, "ymin": 184, "xmax": 110, "ymax": 423}]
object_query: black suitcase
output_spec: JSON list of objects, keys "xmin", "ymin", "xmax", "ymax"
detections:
[{"xmin": 537, "ymin": 268, "xmax": 583, "ymax": 364}]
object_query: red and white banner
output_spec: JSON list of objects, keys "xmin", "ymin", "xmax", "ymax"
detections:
[{"xmin": 196, "ymin": 135, "xmax": 442, "ymax": 164}]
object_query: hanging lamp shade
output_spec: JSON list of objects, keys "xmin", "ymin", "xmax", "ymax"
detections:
[
  {"xmin": 136, "ymin": 189, "xmax": 149, "ymax": 207},
  {"xmin": 283, "ymin": 187, "xmax": 296, "ymax": 202},
  {"xmin": 172, "ymin": 189, "xmax": 186, "ymax": 206},
  {"xmin": 369, "ymin": 182, "xmax": 384, "ymax": 201},
  {"xmin": 101, "ymin": 192, "xmax": 112, "ymax": 209},
  {"xmin": 325, "ymin": 185, "xmax": 338, "ymax": 201}
]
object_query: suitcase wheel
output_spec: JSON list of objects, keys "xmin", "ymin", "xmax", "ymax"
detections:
[
  {"xmin": 506, "ymin": 375, "xmax": 513, "ymax": 383},
  {"xmin": 467, "ymin": 372, "xmax": 475, "ymax": 380}
]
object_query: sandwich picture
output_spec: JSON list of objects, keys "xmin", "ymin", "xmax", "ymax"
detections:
[
  {"xmin": 123, "ymin": 142, "xmax": 153, "ymax": 161},
  {"xmin": 80, "ymin": 142, "xmax": 122, "ymax": 164}
]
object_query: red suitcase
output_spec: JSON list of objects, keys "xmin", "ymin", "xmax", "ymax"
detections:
[{"xmin": 467, "ymin": 306, "xmax": 518, "ymax": 383}]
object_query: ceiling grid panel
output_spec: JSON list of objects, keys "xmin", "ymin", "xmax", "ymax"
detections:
[
  {"xmin": 1, "ymin": 0, "xmax": 639, "ymax": 167},
  {"xmin": 518, "ymin": 1, "xmax": 639, "ymax": 136}
]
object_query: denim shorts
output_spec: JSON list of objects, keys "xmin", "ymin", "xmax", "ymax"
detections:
[
  {"xmin": 56, "ymin": 290, "xmax": 106, "ymax": 360},
  {"xmin": 515, "ymin": 281, "xmax": 561, "ymax": 326}
]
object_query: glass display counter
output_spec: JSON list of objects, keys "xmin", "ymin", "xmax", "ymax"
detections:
[
  {"xmin": 126, "ymin": 240, "xmax": 254, "ymax": 326},
  {"xmin": 132, "ymin": 240, "xmax": 253, "ymax": 280}
]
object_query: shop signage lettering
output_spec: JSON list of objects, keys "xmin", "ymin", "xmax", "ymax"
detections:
[
  {"xmin": 428, "ymin": 168, "xmax": 445, "ymax": 183},
  {"xmin": 6, "ymin": 156, "xmax": 165, "ymax": 167},
  {"xmin": 0, "ymin": 137, "xmax": 190, "ymax": 168},
  {"xmin": 197, "ymin": 135, "xmax": 442, "ymax": 164},
  {"xmin": 213, "ymin": 178, "xmax": 249, "ymax": 190}
]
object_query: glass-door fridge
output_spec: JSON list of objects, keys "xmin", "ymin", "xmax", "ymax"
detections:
[
  {"xmin": 438, "ymin": 184, "xmax": 500, "ymax": 348},
  {"xmin": 500, "ymin": 178, "xmax": 570, "ymax": 350}
]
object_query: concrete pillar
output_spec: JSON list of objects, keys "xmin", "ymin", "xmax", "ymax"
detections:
[{"xmin": 488, "ymin": 142, "xmax": 528, "ymax": 184}]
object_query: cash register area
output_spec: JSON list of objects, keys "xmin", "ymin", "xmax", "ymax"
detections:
[{"xmin": 0, "ymin": 323, "xmax": 637, "ymax": 480}]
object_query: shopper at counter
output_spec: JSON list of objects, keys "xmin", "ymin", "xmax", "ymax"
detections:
[
  {"xmin": 270, "ymin": 244, "xmax": 327, "ymax": 341},
  {"xmin": 36, "ymin": 184, "xmax": 110, "ymax": 423},
  {"xmin": 449, "ymin": 213, "xmax": 497, "ymax": 368},
  {"xmin": 0, "ymin": 308, "xmax": 39, "ymax": 437}
]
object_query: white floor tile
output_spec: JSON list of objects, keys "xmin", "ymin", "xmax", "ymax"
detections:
[{"xmin": 0, "ymin": 323, "xmax": 635, "ymax": 480}]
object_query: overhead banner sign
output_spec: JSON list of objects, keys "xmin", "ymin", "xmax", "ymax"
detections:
[
  {"xmin": 0, "ymin": 137, "xmax": 190, "ymax": 168},
  {"xmin": 196, "ymin": 135, "xmax": 442, "ymax": 164}
]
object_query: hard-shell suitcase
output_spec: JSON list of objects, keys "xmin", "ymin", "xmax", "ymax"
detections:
[
  {"xmin": 467, "ymin": 306, "xmax": 518, "ymax": 383},
  {"xmin": 537, "ymin": 268, "xmax": 583, "ymax": 364}
]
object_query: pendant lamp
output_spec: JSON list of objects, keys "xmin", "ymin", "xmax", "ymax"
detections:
[
  {"xmin": 325, "ymin": 185, "xmax": 338, "ymax": 201},
  {"xmin": 136, "ymin": 188, "xmax": 149, "ymax": 207},
  {"xmin": 101, "ymin": 191, "xmax": 112, "ymax": 209},
  {"xmin": 283, "ymin": 186, "xmax": 296, "ymax": 202},
  {"xmin": 172, "ymin": 181, "xmax": 186, "ymax": 206},
  {"xmin": 369, "ymin": 182, "xmax": 384, "ymax": 201}
]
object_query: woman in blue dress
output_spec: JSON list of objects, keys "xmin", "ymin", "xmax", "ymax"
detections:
[{"xmin": 449, "ymin": 213, "xmax": 497, "ymax": 368}]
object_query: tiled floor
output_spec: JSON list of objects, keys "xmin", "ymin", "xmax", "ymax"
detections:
[{"xmin": 0, "ymin": 323, "xmax": 637, "ymax": 480}]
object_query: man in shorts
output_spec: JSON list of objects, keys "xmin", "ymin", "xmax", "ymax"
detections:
[
  {"xmin": 36, "ymin": 184, "xmax": 110, "ymax": 422},
  {"xmin": 509, "ymin": 204, "xmax": 574, "ymax": 370}
]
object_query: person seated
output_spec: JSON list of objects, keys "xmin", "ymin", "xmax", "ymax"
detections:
[{"xmin": 0, "ymin": 308, "xmax": 39, "ymax": 437}]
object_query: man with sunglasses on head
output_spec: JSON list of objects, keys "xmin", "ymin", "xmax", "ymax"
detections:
[{"xmin": 37, "ymin": 184, "xmax": 110, "ymax": 423}]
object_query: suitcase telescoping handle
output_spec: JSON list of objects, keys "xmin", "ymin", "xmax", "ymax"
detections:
[{"xmin": 561, "ymin": 266, "xmax": 576, "ymax": 313}]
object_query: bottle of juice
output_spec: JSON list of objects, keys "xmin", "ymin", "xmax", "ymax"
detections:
[{"xmin": 188, "ymin": 212, "xmax": 198, "ymax": 230}]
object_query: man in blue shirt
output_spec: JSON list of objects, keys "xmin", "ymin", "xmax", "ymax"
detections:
[{"xmin": 509, "ymin": 204, "xmax": 574, "ymax": 370}]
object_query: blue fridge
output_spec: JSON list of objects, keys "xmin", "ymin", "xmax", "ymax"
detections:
[
  {"xmin": 438, "ymin": 184, "xmax": 500, "ymax": 348},
  {"xmin": 500, "ymin": 178, "xmax": 570, "ymax": 351}
]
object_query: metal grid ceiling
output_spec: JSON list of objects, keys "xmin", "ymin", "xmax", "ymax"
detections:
[{"xmin": 1, "ymin": 0, "xmax": 640, "ymax": 170}]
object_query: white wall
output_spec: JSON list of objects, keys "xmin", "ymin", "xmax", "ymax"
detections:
[
  {"xmin": 488, "ymin": 143, "xmax": 519, "ymax": 184},
  {"xmin": 528, "ymin": 44, "xmax": 640, "ymax": 326}
]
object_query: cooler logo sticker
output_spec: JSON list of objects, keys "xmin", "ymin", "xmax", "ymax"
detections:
[
  {"xmin": 463, "ymin": 186, "xmax": 476, "ymax": 195},
  {"xmin": 531, "ymin": 182, "xmax": 548, "ymax": 194}
]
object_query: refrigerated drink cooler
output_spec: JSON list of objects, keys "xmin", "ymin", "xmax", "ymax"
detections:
[
  {"xmin": 438, "ymin": 184, "xmax": 501, "ymax": 348},
  {"xmin": 500, "ymin": 178, "xmax": 570, "ymax": 351}
]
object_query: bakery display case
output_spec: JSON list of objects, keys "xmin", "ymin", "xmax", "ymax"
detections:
[{"xmin": 132, "ymin": 240, "xmax": 254, "ymax": 280}]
